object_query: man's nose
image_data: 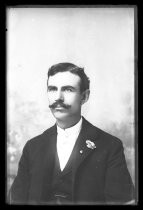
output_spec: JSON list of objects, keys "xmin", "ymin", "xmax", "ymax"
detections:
[{"xmin": 55, "ymin": 90, "xmax": 64, "ymax": 101}]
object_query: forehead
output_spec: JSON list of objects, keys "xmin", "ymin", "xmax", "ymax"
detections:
[{"xmin": 48, "ymin": 71, "xmax": 81, "ymax": 87}]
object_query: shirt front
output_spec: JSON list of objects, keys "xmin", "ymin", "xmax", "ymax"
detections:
[{"xmin": 57, "ymin": 117, "xmax": 82, "ymax": 171}]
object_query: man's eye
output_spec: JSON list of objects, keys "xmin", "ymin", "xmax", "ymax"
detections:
[
  {"xmin": 48, "ymin": 88, "xmax": 56, "ymax": 92},
  {"xmin": 64, "ymin": 88, "xmax": 73, "ymax": 92}
]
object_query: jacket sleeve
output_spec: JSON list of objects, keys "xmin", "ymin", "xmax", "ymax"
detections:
[
  {"xmin": 104, "ymin": 139, "xmax": 135, "ymax": 204},
  {"xmin": 7, "ymin": 141, "xmax": 30, "ymax": 204}
]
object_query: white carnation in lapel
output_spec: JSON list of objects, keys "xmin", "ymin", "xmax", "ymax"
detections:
[{"xmin": 86, "ymin": 140, "xmax": 96, "ymax": 149}]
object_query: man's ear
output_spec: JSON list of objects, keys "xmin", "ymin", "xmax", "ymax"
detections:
[{"xmin": 81, "ymin": 89, "xmax": 90, "ymax": 105}]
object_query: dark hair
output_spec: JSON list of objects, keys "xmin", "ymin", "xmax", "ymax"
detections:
[{"xmin": 47, "ymin": 63, "xmax": 90, "ymax": 93}]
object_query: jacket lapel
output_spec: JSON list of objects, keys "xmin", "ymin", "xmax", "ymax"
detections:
[
  {"xmin": 61, "ymin": 117, "xmax": 99, "ymax": 176},
  {"xmin": 40, "ymin": 125, "xmax": 57, "ymax": 201},
  {"xmin": 72, "ymin": 117, "xmax": 99, "ymax": 176}
]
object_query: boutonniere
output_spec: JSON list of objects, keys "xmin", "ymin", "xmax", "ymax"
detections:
[{"xmin": 86, "ymin": 140, "xmax": 96, "ymax": 149}]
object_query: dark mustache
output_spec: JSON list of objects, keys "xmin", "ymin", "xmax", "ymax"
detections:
[{"xmin": 49, "ymin": 101, "xmax": 71, "ymax": 109}]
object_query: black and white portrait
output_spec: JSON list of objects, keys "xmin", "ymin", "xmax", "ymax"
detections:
[{"xmin": 7, "ymin": 6, "xmax": 136, "ymax": 205}]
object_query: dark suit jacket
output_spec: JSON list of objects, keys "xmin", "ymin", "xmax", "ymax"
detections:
[{"xmin": 8, "ymin": 117, "xmax": 135, "ymax": 205}]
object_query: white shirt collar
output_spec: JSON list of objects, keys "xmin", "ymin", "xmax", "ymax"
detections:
[
  {"xmin": 57, "ymin": 117, "xmax": 83, "ymax": 138},
  {"xmin": 56, "ymin": 117, "xmax": 83, "ymax": 171}
]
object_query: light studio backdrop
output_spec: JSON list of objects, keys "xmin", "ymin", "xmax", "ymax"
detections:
[{"xmin": 7, "ymin": 7, "xmax": 135, "ymax": 193}]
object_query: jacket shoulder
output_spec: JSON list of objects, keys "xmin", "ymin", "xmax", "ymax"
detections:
[
  {"xmin": 96, "ymin": 126, "xmax": 122, "ymax": 145},
  {"xmin": 83, "ymin": 118, "xmax": 123, "ymax": 147},
  {"xmin": 25, "ymin": 125, "xmax": 56, "ymax": 148}
]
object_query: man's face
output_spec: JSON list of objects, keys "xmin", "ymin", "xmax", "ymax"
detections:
[{"xmin": 47, "ymin": 71, "xmax": 84, "ymax": 121}]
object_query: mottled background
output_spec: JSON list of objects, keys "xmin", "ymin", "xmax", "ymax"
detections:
[{"xmin": 7, "ymin": 7, "xmax": 135, "ymax": 193}]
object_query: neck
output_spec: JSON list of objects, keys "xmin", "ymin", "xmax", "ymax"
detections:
[{"xmin": 56, "ymin": 115, "xmax": 81, "ymax": 129}]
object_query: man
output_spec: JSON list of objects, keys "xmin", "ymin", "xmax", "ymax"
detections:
[{"xmin": 8, "ymin": 62, "xmax": 135, "ymax": 205}]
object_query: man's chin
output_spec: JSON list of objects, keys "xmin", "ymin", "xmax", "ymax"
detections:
[{"xmin": 52, "ymin": 110, "xmax": 69, "ymax": 120}]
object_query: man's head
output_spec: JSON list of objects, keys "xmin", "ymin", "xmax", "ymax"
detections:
[
  {"xmin": 48, "ymin": 63, "xmax": 90, "ymax": 93},
  {"xmin": 47, "ymin": 63, "xmax": 90, "ymax": 125}
]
